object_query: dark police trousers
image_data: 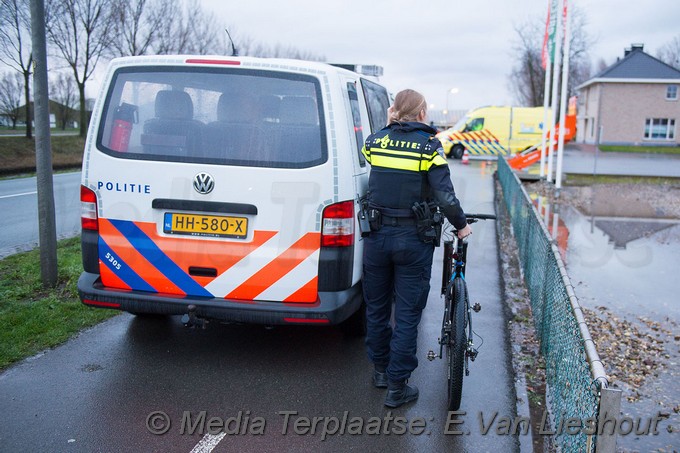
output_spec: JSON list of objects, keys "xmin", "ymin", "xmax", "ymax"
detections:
[{"xmin": 363, "ymin": 225, "xmax": 434, "ymax": 383}]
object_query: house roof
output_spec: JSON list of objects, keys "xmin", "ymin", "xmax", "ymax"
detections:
[{"xmin": 577, "ymin": 44, "xmax": 680, "ymax": 90}]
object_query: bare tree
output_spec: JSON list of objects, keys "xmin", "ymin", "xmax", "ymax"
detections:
[
  {"xmin": 0, "ymin": 72, "xmax": 23, "ymax": 128},
  {"xmin": 153, "ymin": 0, "xmax": 222, "ymax": 55},
  {"xmin": 0, "ymin": 0, "xmax": 33, "ymax": 138},
  {"xmin": 185, "ymin": 0, "xmax": 221, "ymax": 55},
  {"xmin": 232, "ymin": 28, "xmax": 325, "ymax": 61},
  {"xmin": 657, "ymin": 35, "xmax": 680, "ymax": 69},
  {"xmin": 508, "ymin": 6, "xmax": 593, "ymax": 106},
  {"xmin": 108, "ymin": 0, "xmax": 164, "ymax": 57},
  {"xmin": 49, "ymin": 71, "xmax": 77, "ymax": 129},
  {"xmin": 46, "ymin": 0, "xmax": 115, "ymax": 137}
]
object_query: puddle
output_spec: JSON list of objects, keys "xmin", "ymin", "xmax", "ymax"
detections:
[
  {"xmin": 531, "ymin": 195, "xmax": 679, "ymax": 321},
  {"xmin": 530, "ymin": 194, "xmax": 680, "ymax": 452}
]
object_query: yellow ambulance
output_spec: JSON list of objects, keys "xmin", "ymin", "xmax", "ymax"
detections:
[{"xmin": 436, "ymin": 106, "xmax": 551, "ymax": 159}]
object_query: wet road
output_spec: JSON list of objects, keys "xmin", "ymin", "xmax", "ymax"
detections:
[
  {"xmin": 0, "ymin": 162, "xmax": 519, "ymax": 452},
  {"xmin": 562, "ymin": 146, "xmax": 680, "ymax": 177},
  {"xmin": 0, "ymin": 172, "xmax": 81, "ymax": 258}
]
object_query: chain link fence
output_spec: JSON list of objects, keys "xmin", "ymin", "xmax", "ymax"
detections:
[{"xmin": 496, "ymin": 157, "xmax": 616, "ymax": 452}]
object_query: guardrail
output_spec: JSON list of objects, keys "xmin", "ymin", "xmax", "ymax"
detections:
[{"xmin": 496, "ymin": 156, "xmax": 621, "ymax": 453}]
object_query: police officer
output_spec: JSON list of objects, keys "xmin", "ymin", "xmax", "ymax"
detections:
[{"xmin": 361, "ymin": 89, "xmax": 471, "ymax": 408}]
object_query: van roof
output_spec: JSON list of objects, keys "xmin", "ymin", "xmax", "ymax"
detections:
[{"xmin": 108, "ymin": 55, "xmax": 364, "ymax": 76}]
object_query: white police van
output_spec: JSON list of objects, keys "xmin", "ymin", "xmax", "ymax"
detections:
[{"xmin": 77, "ymin": 55, "xmax": 390, "ymax": 333}]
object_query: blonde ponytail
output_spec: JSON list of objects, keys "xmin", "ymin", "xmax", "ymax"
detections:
[{"xmin": 387, "ymin": 89, "xmax": 427, "ymax": 124}]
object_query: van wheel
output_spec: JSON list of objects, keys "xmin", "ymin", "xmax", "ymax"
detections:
[
  {"xmin": 340, "ymin": 302, "xmax": 366, "ymax": 337},
  {"xmin": 451, "ymin": 145, "xmax": 465, "ymax": 159}
]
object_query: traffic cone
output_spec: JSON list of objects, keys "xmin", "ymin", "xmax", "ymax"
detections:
[{"xmin": 461, "ymin": 148, "xmax": 470, "ymax": 165}]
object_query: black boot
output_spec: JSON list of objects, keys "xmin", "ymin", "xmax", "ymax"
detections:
[
  {"xmin": 372, "ymin": 367, "xmax": 388, "ymax": 388},
  {"xmin": 384, "ymin": 381, "xmax": 419, "ymax": 408}
]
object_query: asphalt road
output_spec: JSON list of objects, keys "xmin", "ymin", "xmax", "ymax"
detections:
[
  {"xmin": 0, "ymin": 161, "xmax": 520, "ymax": 452},
  {"xmin": 561, "ymin": 146, "xmax": 680, "ymax": 177},
  {"xmin": 0, "ymin": 172, "xmax": 81, "ymax": 258}
]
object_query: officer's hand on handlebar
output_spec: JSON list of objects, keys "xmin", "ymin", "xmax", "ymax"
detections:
[{"xmin": 457, "ymin": 224, "xmax": 472, "ymax": 240}]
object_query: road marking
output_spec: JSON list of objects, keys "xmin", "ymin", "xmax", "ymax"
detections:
[
  {"xmin": 190, "ymin": 433, "xmax": 225, "ymax": 453},
  {"xmin": 0, "ymin": 191, "xmax": 37, "ymax": 199}
]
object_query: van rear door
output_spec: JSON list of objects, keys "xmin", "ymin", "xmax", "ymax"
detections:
[{"xmin": 87, "ymin": 62, "xmax": 333, "ymax": 303}]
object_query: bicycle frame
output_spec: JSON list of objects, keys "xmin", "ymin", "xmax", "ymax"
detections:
[
  {"xmin": 428, "ymin": 213, "xmax": 496, "ymax": 410},
  {"xmin": 431, "ymin": 214, "xmax": 495, "ymax": 366},
  {"xmin": 437, "ymin": 237, "xmax": 473, "ymax": 370}
]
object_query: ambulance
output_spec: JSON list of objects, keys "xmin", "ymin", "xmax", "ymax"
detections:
[
  {"xmin": 77, "ymin": 55, "xmax": 391, "ymax": 334},
  {"xmin": 437, "ymin": 106, "xmax": 555, "ymax": 159}
]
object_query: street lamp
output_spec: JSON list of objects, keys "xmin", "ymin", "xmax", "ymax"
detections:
[
  {"xmin": 446, "ymin": 88, "xmax": 459, "ymax": 112},
  {"xmin": 445, "ymin": 88, "xmax": 459, "ymax": 126}
]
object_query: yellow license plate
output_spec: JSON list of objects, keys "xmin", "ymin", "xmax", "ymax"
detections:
[{"xmin": 163, "ymin": 213, "xmax": 248, "ymax": 239}]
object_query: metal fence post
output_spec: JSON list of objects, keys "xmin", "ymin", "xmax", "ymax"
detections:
[{"xmin": 595, "ymin": 387, "xmax": 622, "ymax": 453}]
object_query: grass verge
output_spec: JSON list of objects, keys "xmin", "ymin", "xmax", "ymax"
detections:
[
  {"xmin": 599, "ymin": 145, "xmax": 680, "ymax": 155},
  {"xmin": 0, "ymin": 135, "xmax": 84, "ymax": 175},
  {"xmin": 564, "ymin": 173, "xmax": 680, "ymax": 186},
  {"xmin": 0, "ymin": 237, "xmax": 117, "ymax": 370}
]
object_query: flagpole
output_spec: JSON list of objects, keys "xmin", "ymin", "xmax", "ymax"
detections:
[
  {"xmin": 546, "ymin": 0, "xmax": 564, "ymax": 183},
  {"xmin": 540, "ymin": 54, "xmax": 552, "ymax": 177},
  {"xmin": 539, "ymin": 0, "xmax": 554, "ymax": 178},
  {"xmin": 555, "ymin": 0, "xmax": 571, "ymax": 190}
]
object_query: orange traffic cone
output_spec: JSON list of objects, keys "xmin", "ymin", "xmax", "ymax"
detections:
[{"xmin": 461, "ymin": 148, "xmax": 470, "ymax": 165}]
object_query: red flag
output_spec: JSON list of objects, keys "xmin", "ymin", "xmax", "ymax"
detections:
[{"xmin": 541, "ymin": 2, "xmax": 551, "ymax": 69}]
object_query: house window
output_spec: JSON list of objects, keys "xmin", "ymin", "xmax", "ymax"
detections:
[
  {"xmin": 667, "ymin": 85, "xmax": 678, "ymax": 100},
  {"xmin": 644, "ymin": 118, "xmax": 675, "ymax": 140}
]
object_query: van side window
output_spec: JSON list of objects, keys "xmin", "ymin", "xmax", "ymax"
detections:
[
  {"xmin": 464, "ymin": 118, "xmax": 484, "ymax": 132},
  {"xmin": 346, "ymin": 82, "xmax": 366, "ymax": 166},
  {"xmin": 360, "ymin": 78, "xmax": 389, "ymax": 133}
]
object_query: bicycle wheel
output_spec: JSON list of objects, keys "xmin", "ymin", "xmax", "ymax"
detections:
[{"xmin": 447, "ymin": 276, "xmax": 467, "ymax": 411}]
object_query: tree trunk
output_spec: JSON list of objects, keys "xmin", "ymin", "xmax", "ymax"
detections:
[
  {"xmin": 78, "ymin": 82, "xmax": 87, "ymax": 137},
  {"xmin": 24, "ymin": 71, "xmax": 32, "ymax": 139}
]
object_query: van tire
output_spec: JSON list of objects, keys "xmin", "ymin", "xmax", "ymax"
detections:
[
  {"xmin": 451, "ymin": 145, "xmax": 465, "ymax": 160},
  {"xmin": 340, "ymin": 302, "xmax": 367, "ymax": 337}
]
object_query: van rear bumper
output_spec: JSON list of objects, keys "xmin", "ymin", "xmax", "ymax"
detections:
[{"xmin": 77, "ymin": 272, "xmax": 363, "ymax": 325}]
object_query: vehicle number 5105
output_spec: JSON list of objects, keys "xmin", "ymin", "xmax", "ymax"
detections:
[{"xmin": 105, "ymin": 252, "xmax": 122, "ymax": 270}]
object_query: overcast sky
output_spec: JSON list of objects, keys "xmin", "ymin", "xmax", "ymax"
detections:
[{"xmin": 202, "ymin": 0, "xmax": 680, "ymax": 113}]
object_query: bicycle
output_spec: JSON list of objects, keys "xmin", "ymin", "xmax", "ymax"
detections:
[{"xmin": 427, "ymin": 213, "xmax": 496, "ymax": 411}]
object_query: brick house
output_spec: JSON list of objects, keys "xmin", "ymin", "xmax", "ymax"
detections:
[{"xmin": 576, "ymin": 44, "xmax": 680, "ymax": 146}]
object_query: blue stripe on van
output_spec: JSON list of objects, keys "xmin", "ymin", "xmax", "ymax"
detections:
[
  {"xmin": 108, "ymin": 219, "xmax": 213, "ymax": 298},
  {"xmin": 99, "ymin": 237, "xmax": 156, "ymax": 293}
]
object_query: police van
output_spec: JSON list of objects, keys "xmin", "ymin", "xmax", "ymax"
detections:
[{"xmin": 77, "ymin": 55, "xmax": 391, "ymax": 333}]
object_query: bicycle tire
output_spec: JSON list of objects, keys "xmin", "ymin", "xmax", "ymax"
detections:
[{"xmin": 447, "ymin": 276, "xmax": 467, "ymax": 411}]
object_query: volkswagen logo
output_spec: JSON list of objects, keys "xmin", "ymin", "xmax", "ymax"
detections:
[{"xmin": 193, "ymin": 172, "xmax": 215, "ymax": 194}]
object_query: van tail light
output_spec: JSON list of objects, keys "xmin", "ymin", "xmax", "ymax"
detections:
[
  {"xmin": 321, "ymin": 201, "xmax": 354, "ymax": 247},
  {"xmin": 81, "ymin": 185, "xmax": 98, "ymax": 231}
]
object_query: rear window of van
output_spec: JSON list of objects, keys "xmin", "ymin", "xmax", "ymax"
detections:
[{"xmin": 96, "ymin": 67, "xmax": 327, "ymax": 168}]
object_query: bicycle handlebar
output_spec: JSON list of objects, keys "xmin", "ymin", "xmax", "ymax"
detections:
[{"xmin": 464, "ymin": 213, "xmax": 497, "ymax": 221}]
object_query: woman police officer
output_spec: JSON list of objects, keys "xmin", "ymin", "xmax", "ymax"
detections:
[{"xmin": 361, "ymin": 89, "xmax": 471, "ymax": 408}]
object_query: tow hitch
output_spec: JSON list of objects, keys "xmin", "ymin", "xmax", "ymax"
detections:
[{"xmin": 181, "ymin": 304, "xmax": 208, "ymax": 329}]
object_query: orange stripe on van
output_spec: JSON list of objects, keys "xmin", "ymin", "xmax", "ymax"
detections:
[
  {"xmin": 99, "ymin": 261, "xmax": 131, "ymax": 290},
  {"xmin": 284, "ymin": 276, "xmax": 319, "ymax": 304},
  {"xmin": 470, "ymin": 131, "xmax": 485, "ymax": 142},
  {"xmin": 135, "ymin": 223, "xmax": 277, "ymax": 281},
  {"xmin": 99, "ymin": 219, "xmax": 186, "ymax": 295},
  {"xmin": 226, "ymin": 232, "xmax": 321, "ymax": 301}
]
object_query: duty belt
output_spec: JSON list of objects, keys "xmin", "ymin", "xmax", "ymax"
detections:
[{"xmin": 381, "ymin": 215, "xmax": 417, "ymax": 227}]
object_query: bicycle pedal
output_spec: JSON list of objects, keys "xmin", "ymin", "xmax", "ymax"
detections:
[
  {"xmin": 426, "ymin": 350, "xmax": 438, "ymax": 361},
  {"xmin": 472, "ymin": 302, "xmax": 481, "ymax": 313}
]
